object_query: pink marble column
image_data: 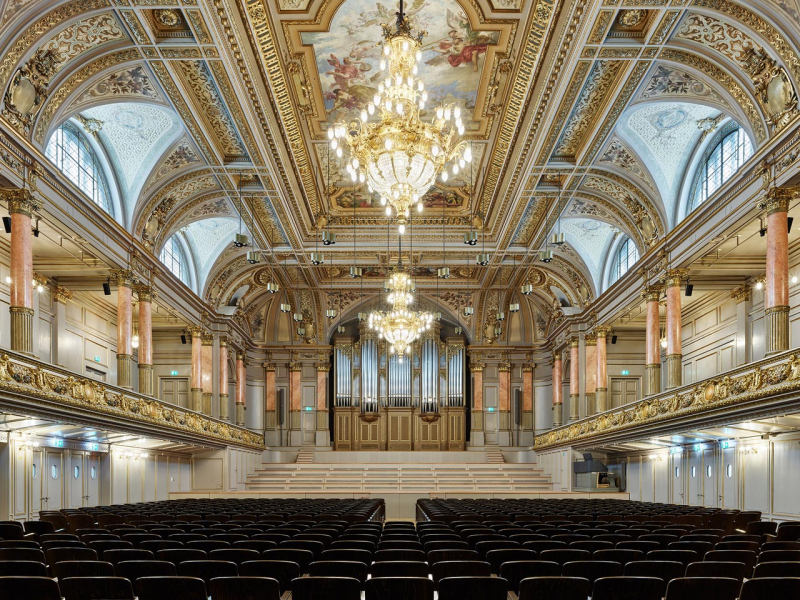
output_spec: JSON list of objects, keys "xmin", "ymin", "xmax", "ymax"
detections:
[
  {"xmin": 317, "ymin": 363, "xmax": 330, "ymax": 432},
  {"xmin": 219, "ymin": 337, "xmax": 229, "ymax": 421},
  {"xmin": 569, "ymin": 337, "xmax": 579, "ymax": 420},
  {"xmin": 115, "ymin": 271, "xmax": 134, "ymax": 389},
  {"xmin": 585, "ymin": 334, "xmax": 597, "ymax": 414},
  {"xmin": 235, "ymin": 351, "xmax": 246, "ymax": 426},
  {"xmin": 499, "ymin": 363, "xmax": 511, "ymax": 411},
  {"xmin": 288, "ymin": 361, "xmax": 302, "ymax": 437},
  {"xmin": 189, "ymin": 327, "xmax": 203, "ymax": 412},
  {"xmin": 522, "ymin": 364, "xmax": 533, "ymax": 432},
  {"xmin": 665, "ymin": 269, "xmax": 686, "ymax": 388},
  {"xmin": 201, "ymin": 333, "xmax": 213, "ymax": 415},
  {"xmin": 264, "ymin": 362, "xmax": 276, "ymax": 430},
  {"xmin": 644, "ymin": 284, "xmax": 662, "ymax": 396},
  {"xmin": 595, "ymin": 327, "xmax": 609, "ymax": 412},
  {"xmin": 765, "ymin": 188, "xmax": 792, "ymax": 354},
  {"xmin": 552, "ymin": 351, "xmax": 563, "ymax": 427},
  {"xmin": 471, "ymin": 363, "xmax": 484, "ymax": 436},
  {"xmin": 7, "ymin": 190, "xmax": 36, "ymax": 354},
  {"xmin": 137, "ymin": 286, "xmax": 153, "ymax": 396}
]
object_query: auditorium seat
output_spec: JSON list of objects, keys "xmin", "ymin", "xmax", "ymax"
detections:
[
  {"xmin": 499, "ymin": 560, "xmax": 561, "ymax": 593},
  {"xmin": 664, "ymin": 577, "xmax": 742, "ymax": 600},
  {"xmin": 135, "ymin": 576, "xmax": 207, "ymax": 600},
  {"xmin": 262, "ymin": 548, "xmax": 315, "ymax": 572},
  {"xmin": 370, "ymin": 560, "xmax": 429, "ymax": 578},
  {"xmin": 155, "ymin": 549, "xmax": 206, "ymax": 566},
  {"xmin": 518, "ymin": 576, "xmax": 591, "ymax": 600},
  {"xmin": 485, "ymin": 547, "xmax": 537, "ymax": 571},
  {"xmin": 309, "ymin": 560, "xmax": 369, "ymax": 582},
  {"xmin": 0, "ymin": 560, "xmax": 47, "ymax": 577},
  {"xmin": 432, "ymin": 560, "xmax": 492, "ymax": 584},
  {"xmin": 437, "ymin": 576, "xmax": 508, "ymax": 600},
  {"xmin": 756, "ymin": 549, "xmax": 800, "ymax": 563},
  {"xmin": 208, "ymin": 576, "xmax": 281, "ymax": 600},
  {"xmin": 705, "ymin": 550, "xmax": 757, "ymax": 572},
  {"xmin": 592, "ymin": 576, "xmax": 666, "ymax": 600},
  {"xmin": 752, "ymin": 561, "xmax": 800, "ymax": 578},
  {"xmin": 53, "ymin": 560, "xmax": 114, "ymax": 578},
  {"xmin": 115, "ymin": 560, "xmax": 177, "ymax": 580},
  {"xmin": 539, "ymin": 548, "xmax": 590, "ymax": 565},
  {"xmin": 239, "ymin": 560, "xmax": 301, "ymax": 594},
  {"xmin": 686, "ymin": 560, "xmax": 747, "ymax": 582},
  {"xmin": 365, "ymin": 576, "xmax": 434, "ymax": 600},
  {"xmin": 59, "ymin": 576, "xmax": 134, "ymax": 600},
  {"xmin": 624, "ymin": 560, "xmax": 685, "ymax": 582},
  {"xmin": 740, "ymin": 577, "xmax": 800, "ymax": 600},
  {"xmin": 0, "ymin": 575, "xmax": 61, "ymax": 600},
  {"xmin": 646, "ymin": 549, "xmax": 699, "ymax": 566},
  {"xmin": 291, "ymin": 576, "xmax": 362, "ymax": 600}
]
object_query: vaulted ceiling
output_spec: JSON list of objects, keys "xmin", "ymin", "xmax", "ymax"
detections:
[{"xmin": 2, "ymin": 0, "xmax": 799, "ymax": 347}]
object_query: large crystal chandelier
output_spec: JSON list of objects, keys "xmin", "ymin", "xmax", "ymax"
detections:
[
  {"xmin": 328, "ymin": 2, "xmax": 470, "ymax": 234},
  {"xmin": 369, "ymin": 266, "xmax": 432, "ymax": 359}
]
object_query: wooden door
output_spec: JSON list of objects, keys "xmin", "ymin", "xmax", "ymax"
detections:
[
  {"xmin": 68, "ymin": 451, "xmax": 84, "ymax": 508},
  {"xmin": 687, "ymin": 450, "xmax": 703, "ymax": 506},
  {"xmin": 670, "ymin": 452, "xmax": 685, "ymax": 505},
  {"xmin": 161, "ymin": 377, "xmax": 189, "ymax": 407},
  {"xmin": 30, "ymin": 448, "xmax": 43, "ymax": 518},
  {"xmin": 610, "ymin": 377, "xmax": 639, "ymax": 408},
  {"xmin": 45, "ymin": 451, "xmax": 63, "ymax": 511},
  {"xmin": 85, "ymin": 454, "xmax": 100, "ymax": 507}
]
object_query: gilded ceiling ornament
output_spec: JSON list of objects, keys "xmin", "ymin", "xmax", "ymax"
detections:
[
  {"xmin": 617, "ymin": 9, "xmax": 646, "ymax": 28},
  {"xmin": 154, "ymin": 8, "xmax": 182, "ymax": 28},
  {"xmin": 2, "ymin": 48, "xmax": 58, "ymax": 134}
]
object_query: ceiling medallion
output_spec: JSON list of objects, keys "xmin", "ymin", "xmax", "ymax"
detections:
[
  {"xmin": 369, "ymin": 267, "xmax": 432, "ymax": 359},
  {"xmin": 616, "ymin": 9, "xmax": 646, "ymax": 29},
  {"xmin": 154, "ymin": 9, "xmax": 182, "ymax": 28},
  {"xmin": 329, "ymin": 2, "xmax": 468, "ymax": 234}
]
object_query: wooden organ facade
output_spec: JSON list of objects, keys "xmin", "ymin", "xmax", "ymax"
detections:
[{"xmin": 333, "ymin": 323, "xmax": 466, "ymax": 451}]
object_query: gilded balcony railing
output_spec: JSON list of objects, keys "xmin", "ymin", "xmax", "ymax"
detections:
[
  {"xmin": 534, "ymin": 349, "xmax": 800, "ymax": 451},
  {"xmin": 0, "ymin": 350, "xmax": 264, "ymax": 450}
]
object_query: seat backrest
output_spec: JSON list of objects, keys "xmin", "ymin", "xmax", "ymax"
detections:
[
  {"xmin": 370, "ymin": 560, "xmax": 429, "ymax": 578},
  {"xmin": 686, "ymin": 561, "xmax": 747, "ymax": 582},
  {"xmin": 498, "ymin": 561, "xmax": 561, "ymax": 593},
  {"xmin": 740, "ymin": 577, "xmax": 800, "ymax": 600},
  {"xmin": 539, "ymin": 548, "xmax": 591, "ymax": 566},
  {"xmin": 645, "ymin": 549, "xmax": 699, "ymax": 567},
  {"xmin": 155, "ymin": 548, "xmax": 207, "ymax": 565},
  {"xmin": 592, "ymin": 549, "xmax": 644, "ymax": 565},
  {"xmin": 705, "ymin": 550, "xmax": 757, "ymax": 571},
  {"xmin": 45, "ymin": 546, "xmax": 97, "ymax": 565},
  {"xmin": 365, "ymin": 576, "xmax": 434, "ymax": 600},
  {"xmin": 714, "ymin": 541, "xmax": 760, "ymax": 552},
  {"xmin": 757, "ymin": 550, "xmax": 800, "ymax": 563},
  {"xmin": 437, "ymin": 576, "xmax": 508, "ymax": 600},
  {"xmin": 562, "ymin": 560, "xmax": 623, "ymax": 584},
  {"xmin": 523, "ymin": 540, "xmax": 567, "ymax": 552},
  {"xmin": 485, "ymin": 548, "xmax": 537, "ymax": 571},
  {"xmin": 518, "ymin": 576, "xmax": 591, "ymax": 600},
  {"xmin": 290, "ymin": 575, "xmax": 362, "ymax": 600},
  {"xmin": 0, "ymin": 575, "xmax": 61, "ymax": 600},
  {"xmin": 0, "ymin": 548, "xmax": 45, "ymax": 563},
  {"xmin": 752, "ymin": 561, "xmax": 800, "ymax": 578},
  {"xmin": 262, "ymin": 548, "xmax": 315, "ymax": 572},
  {"xmin": 664, "ymin": 577, "xmax": 742, "ymax": 600},
  {"xmin": 432, "ymin": 560, "xmax": 492, "ymax": 583},
  {"xmin": 624, "ymin": 560, "xmax": 685, "ymax": 582},
  {"xmin": 134, "ymin": 576, "xmax": 207, "ymax": 600},
  {"xmin": 592, "ymin": 576, "xmax": 666, "ymax": 600},
  {"xmin": 177, "ymin": 559, "xmax": 238, "ymax": 583},
  {"xmin": 0, "ymin": 560, "xmax": 47, "ymax": 577},
  {"xmin": 208, "ymin": 548, "xmax": 261, "ymax": 565},
  {"xmin": 239, "ymin": 560, "xmax": 301, "ymax": 593},
  {"xmin": 60, "ymin": 576, "xmax": 134, "ymax": 600},
  {"xmin": 53, "ymin": 560, "xmax": 114, "ymax": 578},
  {"xmin": 373, "ymin": 549, "xmax": 426, "ymax": 563},
  {"xmin": 309, "ymin": 560, "xmax": 369, "ymax": 582},
  {"xmin": 208, "ymin": 576, "xmax": 281, "ymax": 600},
  {"xmin": 115, "ymin": 560, "xmax": 177, "ymax": 580}
]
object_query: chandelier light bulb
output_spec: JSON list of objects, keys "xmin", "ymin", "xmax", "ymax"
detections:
[
  {"xmin": 384, "ymin": 45, "xmax": 390, "ymax": 56},
  {"xmin": 464, "ymin": 146, "xmax": 472, "ymax": 161},
  {"xmin": 331, "ymin": 139, "xmax": 338, "ymax": 150},
  {"xmin": 336, "ymin": 147, "xmax": 342, "ymax": 157},
  {"xmin": 403, "ymin": 40, "xmax": 409, "ymax": 51},
  {"xmin": 459, "ymin": 159, "xmax": 465, "ymax": 168},
  {"xmin": 442, "ymin": 171, "xmax": 448, "ymax": 182},
  {"xmin": 380, "ymin": 60, "xmax": 386, "ymax": 70},
  {"xmin": 417, "ymin": 202, "xmax": 423, "ymax": 212},
  {"xmin": 327, "ymin": 128, "xmax": 334, "ymax": 140},
  {"xmin": 436, "ymin": 107, "xmax": 444, "ymax": 119},
  {"xmin": 368, "ymin": 103, "xmax": 375, "ymax": 115},
  {"xmin": 384, "ymin": 137, "xmax": 392, "ymax": 149},
  {"xmin": 452, "ymin": 164, "xmax": 459, "ymax": 175},
  {"xmin": 454, "ymin": 107, "xmax": 461, "ymax": 119},
  {"xmin": 398, "ymin": 223, "xmax": 406, "ymax": 234},
  {"xmin": 350, "ymin": 171, "xmax": 357, "ymax": 182},
  {"xmin": 380, "ymin": 196, "xmax": 387, "ymax": 206},
  {"xmin": 404, "ymin": 208, "xmax": 409, "ymax": 217},
  {"xmin": 361, "ymin": 110, "xmax": 368, "ymax": 122},
  {"xmin": 661, "ymin": 338, "xmax": 668, "ymax": 349},
  {"xmin": 386, "ymin": 206, "xmax": 392, "ymax": 216},
  {"xmin": 416, "ymin": 50, "xmax": 422, "ymax": 60},
  {"xmin": 396, "ymin": 102, "xmax": 404, "ymax": 115},
  {"xmin": 458, "ymin": 125, "xmax": 465, "ymax": 135},
  {"xmin": 432, "ymin": 145, "xmax": 439, "ymax": 157},
  {"xmin": 412, "ymin": 65, "xmax": 418, "ymax": 75},
  {"xmin": 359, "ymin": 173, "xmax": 365, "ymax": 183},
  {"xmin": 445, "ymin": 108, "xmax": 451, "ymax": 120}
]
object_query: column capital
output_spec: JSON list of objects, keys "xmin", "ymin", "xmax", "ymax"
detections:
[
  {"xmin": 317, "ymin": 363, "xmax": 331, "ymax": 372},
  {"xmin": 110, "ymin": 268, "xmax": 137, "ymax": 288},
  {"xmin": 288, "ymin": 361, "xmax": 302, "ymax": 372},
  {"xmin": 187, "ymin": 326, "xmax": 204, "ymax": 338},
  {"xmin": 2, "ymin": 188, "xmax": 41, "ymax": 216},
  {"xmin": 201, "ymin": 332, "xmax": 213, "ymax": 346},
  {"xmin": 595, "ymin": 325, "xmax": 612, "ymax": 338},
  {"xmin": 522, "ymin": 364, "xmax": 535, "ymax": 373},
  {"xmin": 642, "ymin": 283, "xmax": 663, "ymax": 302},
  {"xmin": 569, "ymin": 336, "xmax": 579, "ymax": 348},
  {"xmin": 263, "ymin": 362, "xmax": 276, "ymax": 371},
  {"xmin": 219, "ymin": 335, "xmax": 229, "ymax": 347},
  {"xmin": 134, "ymin": 284, "xmax": 154, "ymax": 302},
  {"xmin": 53, "ymin": 285, "xmax": 72, "ymax": 304},
  {"xmin": 470, "ymin": 362, "xmax": 485, "ymax": 373},
  {"xmin": 761, "ymin": 186, "xmax": 799, "ymax": 215},
  {"xmin": 499, "ymin": 362, "xmax": 512, "ymax": 373},
  {"xmin": 585, "ymin": 333, "xmax": 597, "ymax": 346},
  {"xmin": 731, "ymin": 284, "xmax": 751, "ymax": 303},
  {"xmin": 663, "ymin": 268, "xmax": 689, "ymax": 288},
  {"xmin": 236, "ymin": 351, "xmax": 248, "ymax": 365},
  {"xmin": 551, "ymin": 350, "xmax": 562, "ymax": 364}
]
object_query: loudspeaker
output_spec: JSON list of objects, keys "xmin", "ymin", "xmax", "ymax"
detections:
[
  {"xmin": 278, "ymin": 390, "xmax": 285, "ymax": 425},
  {"xmin": 611, "ymin": 334, "xmax": 618, "ymax": 344},
  {"xmin": 102, "ymin": 281, "xmax": 111, "ymax": 295},
  {"xmin": 789, "ymin": 217, "xmax": 794, "ymax": 233},
  {"xmin": 181, "ymin": 334, "xmax": 187, "ymax": 344},
  {"xmin": 2, "ymin": 217, "xmax": 10, "ymax": 233},
  {"xmin": 513, "ymin": 389, "xmax": 521, "ymax": 425},
  {"xmin": 685, "ymin": 283, "xmax": 693, "ymax": 297}
]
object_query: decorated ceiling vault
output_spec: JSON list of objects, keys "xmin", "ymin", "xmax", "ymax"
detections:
[{"xmin": 1, "ymin": 0, "xmax": 798, "ymax": 347}]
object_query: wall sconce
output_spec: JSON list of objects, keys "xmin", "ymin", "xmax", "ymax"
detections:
[{"xmin": 754, "ymin": 276, "xmax": 765, "ymax": 291}]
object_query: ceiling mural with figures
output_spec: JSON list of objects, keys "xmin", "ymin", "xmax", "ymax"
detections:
[{"xmin": 0, "ymin": 0, "xmax": 799, "ymax": 346}]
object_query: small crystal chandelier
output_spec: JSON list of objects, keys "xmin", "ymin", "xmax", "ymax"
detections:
[{"xmin": 329, "ymin": 2, "xmax": 468, "ymax": 234}]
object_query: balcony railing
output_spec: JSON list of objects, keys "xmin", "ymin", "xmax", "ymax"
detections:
[
  {"xmin": 534, "ymin": 349, "xmax": 800, "ymax": 451},
  {"xmin": 0, "ymin": 350, "xmax": 264, "ymax": 450}
]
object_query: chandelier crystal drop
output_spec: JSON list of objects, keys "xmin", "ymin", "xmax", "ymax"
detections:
[{"xmin": 329, "ymin": 6, "xmax": 468, "ymax": 234}]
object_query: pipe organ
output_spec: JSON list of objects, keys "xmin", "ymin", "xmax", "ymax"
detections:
[{"xmin": 333, "ymin": 322, "xmax": 466, "ymax": 450}]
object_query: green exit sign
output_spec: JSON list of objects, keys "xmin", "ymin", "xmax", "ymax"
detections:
[
  {"xmin": 171, "ymin": 370, "xmax": 178, "ymax": 376},
  {"xmin": 486, "ymin": 407, "xmax": 495, "ymax": 412},
  {"xmin": 304, "ymin": 406, "xmax": 313, "ymax": 411},
  {"xmin": 621, "ymin": 370, "xmax": 630, "ymax": 376},
  {"xmin": 94, "ymin": 356, "xmax": 100, "ymax": 363}
]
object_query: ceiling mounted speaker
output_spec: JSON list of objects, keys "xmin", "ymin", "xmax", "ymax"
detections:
[
  {"xmin": 297, "ymin": 326, "xmax": 306, "ymax": 336},
  {"xmin": 246, "ymin": 251, "xmax": 261, "ymax": 264},
  {"xmin": 433, "ymin": 311, "xmax": 442, "ymax": 321},
  {"xmin": 550, "ymin": 232, "xmax": 565, "ymax": 245},
  {"xmin": 280, "ymin": 303, "xmax": 291, "ymax": 313},
  {"xmin": 454, "ymin": 326, "xmax": 463, "ymax": 335},
  {"xmin": 264, "ymin": 282, "xmax": 279, "ymax": 293},
  {"xmin": 350, "ymin": 266, "xmax": 362, "ymax": 278},
  {"xmin": 685, "ymin": 284, "xmax": 693, "ymax": 297},
  {"xmin": 337, "ymin": 325, "xmax": 346, "ymax": 334},
  {"xmin": 293, "ymin": 312, "xmax": 303, "ymax": 322},
  {"xmin": 358, "ymin": 311, "xmax": 367, "ymax": 321},
  {"xmin": 310, "ymin": 252, "xmax": 324, "ymax": 265},
  {"xmin": 539, "ymin": 250, "xmax": 553, "ymax": 263},
  {"xmin": 509, "ymin": 303, "xmax": 520, "ymax": 313},
  {"xmin": 476, "ymin": 253, "xmax": 490, "ymax": 266},
  {"xmin": 463, "ymin": 231, "xmax": 478, "ymax": 245},
  {"xmin": 103, "ymin": 281, "xmax": 111, "ymax": 295},
  {"xmin": 437, "ymin": 267, "xmax": 450, "ymax": 278},
  {"xmin": 326, "ymin": 308, "xmax": 337, "ymax": 319},
  {"xmin": 496, "ymin": 311, "xmax": 505, "ymax": 321},
  {"xmin": 322, "ymin": 231, "xmax": 336, "ymax": 245},
  {"xmin": 521, "ymin": 284, "xmax": 534, "ymax": 295},
  {"xmin": 233, "ymin": 233, "xmax": 249, "ymax": 248},
  {"xmin": 463, "ymin": 306, "xmax": 474, "ymax": 316}
]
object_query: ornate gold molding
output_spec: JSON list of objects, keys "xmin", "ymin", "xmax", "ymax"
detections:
[
  {"xmin": 585, "ymin": 333, "xmax": 597, "ymax": 346},
  {"xmin": 761, "ymin": 186, "xmax": 799, "ymax": 215},
  {"xmin": 663, "ymin": 268, "xmax": 689, "ymax": 288},
  {"xmin": 643, "ymin": 283, "xmax": 663, "ymax": 302},
  {"xmin": 0, "ymin": 350, "xmax": 263, "ymax": 449},
  {"xmin": 536, "ymin": 349, "xmax": 800, "ymax": 451},
  {"xmin": 110, "ymin": 268, "xmax": 137, "ymax": 288},
  {"xmin": 3, "ymin": 188, "xmax": 41, "ymax": 216},
  {"xmin": 201, "ymin": 333, "xmax": 213, "ymax": 346},
  {"xmin": 731, "ymin": 284, "xmax": 750, "ymax": 303},
  {"xmin": 53, "ymin": 285, "xmax": 72, "ymax": 304}
]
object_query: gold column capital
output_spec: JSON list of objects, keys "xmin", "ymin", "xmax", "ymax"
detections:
[
  {"xmin": 219, "ymin": 335, "xmax": 229, "ymax": 347},
  {"xmin": 595, "ymin": 325, "xmax": 612, "ymax": 338},
  {"xmin": 569, "ymin": 336, "xmax": 579, "ymax": 348},
  {"xmin": 110, "ymin": 269, "xmax": 137, "ymax": 288},
  {"xmin": 731, "ymin": 284, "xmax": 751, "ymax": 303},
  {"xmin": 642, "ymin": 283, "xmax": 663, "ymax": 302},
  {"xmin": 470, "ymin": 362, "xmax": 485, "ymax": 373},
  {"xmin": 761, "ymin": 186, "xmax": 799, "ymax": 215},
  {"xmin": 663, "ymin": 268, "xmax": 689, "ymax": 288},
  {"xmin": 263, "ymin": 362, "xmax": 276, "ymax": 371},
  {"xmin": 522, "ymin": 364, "xmax": 535, "ymax": 373},
  {"xmin": 187, "ymin": 326, "xmax": 204, "ymax": 338},
  {"xmin": 499, "ymin": 362, "xmax": 512, "ymax": 373},
  {"xmin": 288, "ymin": 361, "xmax": 302, "ymax": 372},
  {"xmin": 317, "ymin": 363, "xmax": 331, "ymax": 372},
  {"xmin": 201, "ymin": 333, "xmax": 213, "ymax": 346},
  {"xmin": 53, "ymin": 285, "xmax": 72, "ymax": 304},
  {"xmin": 3, "ymin": 188, "xmax": 41, "ymax": 216},
  {"xmin": 585, "ymin": 333, "xmax": 597, "ymax": 346},
  {"xmin": 134, "ymin": 284, "xmax": 154, "ymax": 302}
]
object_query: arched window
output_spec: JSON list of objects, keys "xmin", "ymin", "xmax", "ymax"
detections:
[
  {"xmin": 690, "ymin": 126, "xmax": 753, "ymax": 212},
  {"xmin": 160, "ymin": 235, "xmax": 188, "ymax": 284},
  {"xmin": 45, "ymin": 122, "xmax": 113, "ymax": 215},
  {"xmin": 610, "ymin": 237, "xmax": 638, "ymax": 284}
]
